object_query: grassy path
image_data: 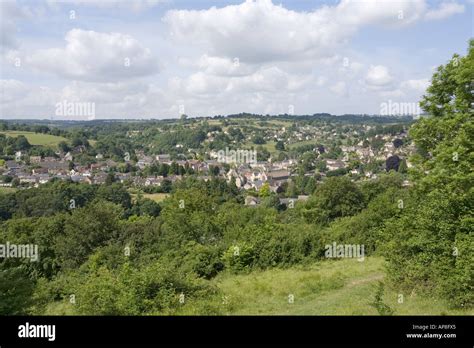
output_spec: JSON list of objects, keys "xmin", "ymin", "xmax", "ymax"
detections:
[{"xmin": 214, "ymin": 257, "xmax": 472, "ymax": 315}]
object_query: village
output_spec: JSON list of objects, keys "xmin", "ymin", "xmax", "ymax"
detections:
[{"xmin": 0, "ymin": 119, "xmax": 414, "ymax": 207}]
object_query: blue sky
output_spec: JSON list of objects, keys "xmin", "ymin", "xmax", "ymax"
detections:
[{"xmin": 1, "ymin": 0, "xmax": 472, "ymax": 119}]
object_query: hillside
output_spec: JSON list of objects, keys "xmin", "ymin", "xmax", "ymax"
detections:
[
  {"xmin": 0, "ymin": 131, "xmax": 67, "ymax": 147},
  {"xmin": 42, "ymin": 257, "xmax": 471, "ymax": 316},
  {"xmin": 212, "ymin": 257, "xmax": 471, "ymax": 315}
]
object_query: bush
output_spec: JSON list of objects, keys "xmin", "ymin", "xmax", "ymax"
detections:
[
  {"xmin": 71, "ymin": 261, "xmax": 217, "ymax": 315},
  {"xmin": 181, "ymin": 242, "xmax": 224, "ymax": 279},
  {"xmin": 222, "ymin": 243, "xmax": 255, "ymax": 273}
]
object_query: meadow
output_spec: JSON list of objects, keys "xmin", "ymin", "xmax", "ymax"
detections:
[
  {"xmin": 0, "ymin": 131, "xmax": 67, "ymax": 147},
  {"xmin": 211, "ymin": 257, "xmax": 470, "ymax": 315},
  {"xmin": 42, "ymin": 257, "xmax": 470, "ymax": 316},
  {"xmin": 130, "ymin": 192, "xmax": 170, "ymax": 202}
]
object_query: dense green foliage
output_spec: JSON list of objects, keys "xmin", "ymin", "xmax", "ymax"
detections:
[{"xmin": 382, "ymin": 40, "xmax": 473, "ymax": 308}]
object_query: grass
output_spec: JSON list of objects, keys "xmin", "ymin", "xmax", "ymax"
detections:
[
  {"xmin": 287, "ymin": 139, "xmax": 320, "ymax": 150},
  {"xmin": 266, "ymin": 119, "xmax": 293, "ymax": 127},
  {"xmin": 0, "ymin": 131, "xmax": 67, "ymax": 147},
  {"xmin": 42, "ymin": 256, "xmax": 472, "ymax": 316},
  {"xmin": 243, "ymin": 141, "xmax": 277, "ymax": 154},
  {"xmin": 0, "ymin": 187, "xmax": 16, "ymax": 194},
  {"xmin": 130, "ymin": 192, "xmax": 169, "ymax": 203},
  {"xmin": 213, "ymin": 257, "xmax": 472, "ymax": 315}
]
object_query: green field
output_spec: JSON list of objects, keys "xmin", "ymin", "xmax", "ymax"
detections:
[
  {"xmin": 243, "ymin": 140, "xmax": 277, "ymax": 154},
  {"xmin": 0, "ymin": 187, "xmax": 16, "ymax": 194},
  {"xmin": 213, "ymin": 257, "xmax": 470, "ymax": 315},
  {"xmin": 265, "ymin": 119, "xmax": 293, "ymax": 127},
  {"xmin": 130, "ymin": 192, "xmax": 169, "ymax": 202},
  {"xmin": 287, "ymin": 139, "xmax": 320, "ymax": 150},
  {"xmin": 0, "ymin": 131, "xmax": 67, "ymax": 147}
]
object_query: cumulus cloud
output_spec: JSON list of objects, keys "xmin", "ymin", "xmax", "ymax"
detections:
[
  {"xmin": 179, "ymin": 54, "xmax": 257, "ymax": 77},
  {"xmin": 164, "ymin": 0, "xmax": 352, "ymax": 63},
  {"xmin": 1, "ymin": 0, "xmax": 465, "ymax": 119},
  {"xmin": 26, "ymin": 29, "xmax": 159, "ymax": 82},
  {"xmin": 170, "ymin": 65, "xmax": 311, "ymax": 97},
  {"xmin": 365, "ymin": 65, "xmax": 394, "ymax": 88},
  {"xmin": 335, "ymin": 0, "xmax": 427, "ymax": 26},
  {"xmin": 163, "ymin": 0, "xmax": 458, "ymax": 64},
  {"xmin": 368, "ymin": 77, "xmax": 430, "ymax": 100}
]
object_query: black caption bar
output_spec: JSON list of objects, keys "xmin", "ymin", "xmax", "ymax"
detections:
[{"xmin": 0, "ymin": 316, "xmax": 472, "ymax": 346}]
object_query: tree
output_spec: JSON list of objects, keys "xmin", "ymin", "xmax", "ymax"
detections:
[
  {"xmin": 71, "ymin": 137, "xmax": 83, "ymax": 147},
  {"xmin": 259, "ymin": 183, "xmax": 271, "ymax": 198},
  {"xmin": 159, "ymin": 187, "xmax": 220, "ymax": 247},
  {"xmin": 302, "ymin": 176, "xmax": 365, "ymax": 225},
  {"xmin": 256, "ymin": 146, "xmax": 270, "ymax": 161},
  {"xmin": 315, "ymin": 160, "xmax": 327, "ymax": 172},
  {"xmin": 304, "ymin": 177, "xmax": 317, "ymax": 194},
  {"xmin": 15, "ymin": 136, "xmax": 31, "ymax": 151},
  {"xmin": 275, "ymin": 141, "xmax": 285, "ymax": 151},
  {"xmin": 58, "ymin": 141, "xmax": 70, "ymax": 153},
  {"xmin": 371, "ymin": 137, "xmax": 384, "ymax": 151},
  {"xmin": 0, "ymin": 265, "xmax": 35, "ymax": 314},
  {"xmin": 97, "ymin": 183, "xmax": 132, "ymax": 209},
  {"xmin": 383, "ymin": 39, "xmax": 474, "ymax": 308},
  {"xmin": 398, "ymin": 159, "xmax": 408, "ymax": 173},
  {"xmin": 160, "ymin": 179, "xmax": 173, "ymax": 193},
  {"xmin": 105, "ymin": 173, "xmax": 116, "ymax": 185},
  {"xmin": 420, "ymin": 39, "xmax": 473, "ymax": 118},
  {"xmin": 55, "ymin": 201, "xmax": 123, "ymax": 269},
  {"xmin": 385, "ymin": 155, "xmax": 400, "ymax": 172},
  {"xmin": 253, "ymin": 135, "xmax": 265, "ymax": 145},
  {"xmin": 393, "ymin": 138, "xmax": 403, "ymax": 148},
  {"xmin": 131, "ymin": 197, "xmax": 161, "ymax": 217}
]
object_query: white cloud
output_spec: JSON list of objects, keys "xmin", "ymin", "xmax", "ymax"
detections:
[
  {"xmin": 400, "ymin": 78, "xmax": 430, "ymax": 93},
  {"xmin": 170, "ymin": 65, "xmax": 310, "ymax": 97},
  {"xmin": 1, "ymin": 79, "xmax": 58, "ymax": 118},
  {"xmin": 425, "ymin": 2, "xmax": 464, "ymax": 20},
  {"xmin": 335, "ymin": 0, "xmax": 427, "ymax": 26},
  {"xmin": 0, "ymin": 79, "xmax": 29, "ymax": 103},
  {"xmin": 365, "ymin": 65, "xmax": 394, "ymax": 87},
  {"xmin": 316, "ymin": 76, "xmax": 327, "ymax": 87},
  {"xmin": 163, "ymin": 0, "xmax": 456, "ymax": 65},
  {"xmin": 0, "ymin": 1, "xmax": 28, "ymax": 53},
  {"xmin": 26, "ymin": 29, "xmax": 159, "ymax": 82},
  {"xmin": 330, "ymin": 81, "xmax": 347, "ymax": 96},
  {"xmin": 1, "ymin": 0, "xmax": 465, "ymax": 119},
  {"xmin": 164, "ymin": 0, "xmax": 347, "ymax": 64},
  {"xmin": 59, "ymin": 80, "xmax": 150, "ymax": 104},
  {"xmin": 378, "ymin": 89, "xmax": 405, "ymax": 98},
  {"xmin": 180, "ymin": 54, "xmax": 257, "ymax": 77},
  {"xmin": 46, "ymin": 0, "xmax": 166, "ymax": 12}
]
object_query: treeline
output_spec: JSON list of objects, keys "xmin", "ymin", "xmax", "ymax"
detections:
[
  {"xmin": 224, "ymin": 112, "xmax": 415, "ymax": 124},
  {"xmin": 0, "ymin": 122, "xmax": 69, "ymax": 138}
]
